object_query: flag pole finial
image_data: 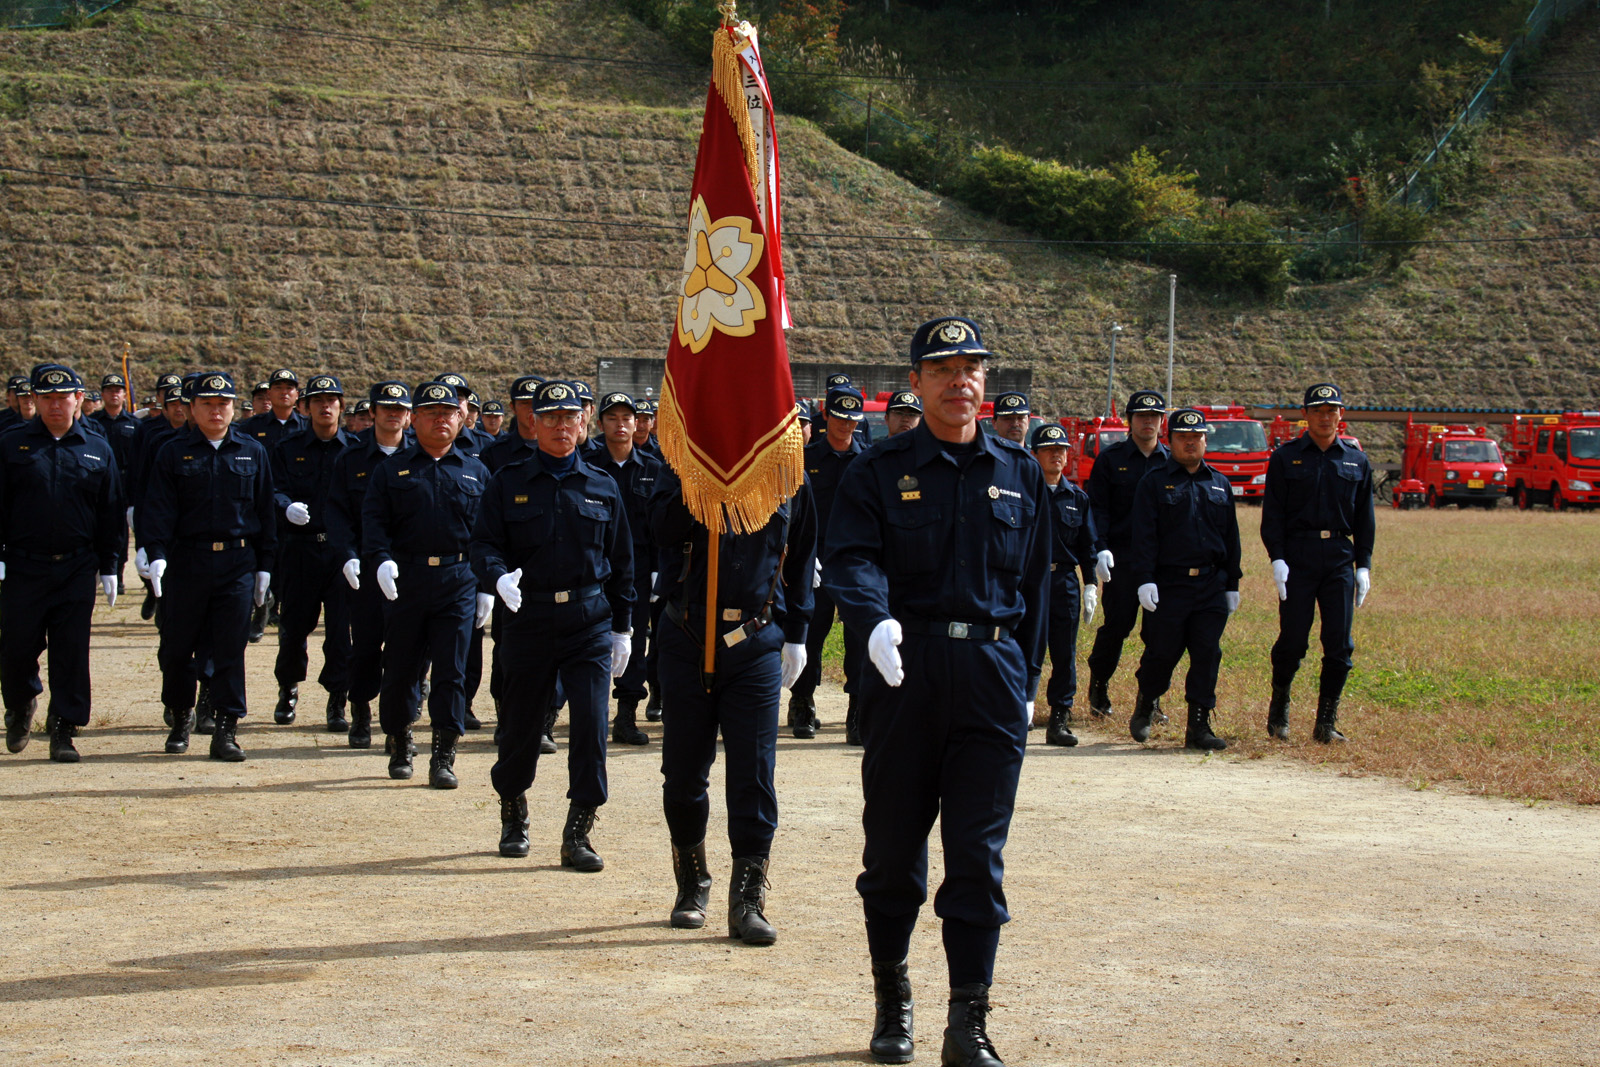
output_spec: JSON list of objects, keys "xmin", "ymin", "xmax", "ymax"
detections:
[{"xmin": 718, "ymin": 0, "xmax": 737, "ymax": 26}]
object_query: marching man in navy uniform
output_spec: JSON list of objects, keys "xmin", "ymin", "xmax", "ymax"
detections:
[
  {"xmin": 242, "ymin": 368, "xmax": 306, "ymax": 640},
  {"xmin": 1083, "ymin": 389, "xmax": 1166, "ymax": 718},
  {"xmin": 1028, "ymin": 422, "xmax": 1100, "ymax": 747},
  {"xmin": 1126, "ymin": 408, "xmax": 1242, "ymax": 751},
  {"xmin": 471, "ymin": 381, "xmax": 634, "ymax": 871},
  {"xmin": 824, "ymin": 317, "xmax": 1051, "ymax": 1067},
  {"xmin": 989, "ymin": 391, "xmax": 1030, "ymax": 445},
  {"xmin": 269, "ymin": 374, "xmax": 355, "ymax": 731},
  {"xmin": 1261, "ymin": 383, "xmax": 1375, "ymax": 743},
  {"xmin": 790, "ymin": 386, "xmax": 866, "ymax": 742},
  {"xmin": 650, "ymin": 460, "xmax": 815, "ymax": 943},
  {"xmin": 1, "ymin": 364, "xmax": 124, "ymax": 762},
  {"xmin": 362, "ymin": 382, "xmax": 492, "ymax": 787},
  {"xmin": 884, "ymin": 390, "xmax": 922, "ymax": 437},
  {"xmin": 143, "ymin": 372, "xmax": 277, "ymax": 762}
]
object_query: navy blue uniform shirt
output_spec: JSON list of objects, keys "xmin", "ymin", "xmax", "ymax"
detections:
[
  {"xmin": 0, "ymin": 419, "xmax": 124, "ymax": 574},
  {"xmin": 360, "ymin": 443, "xmax": 490, "ymax": 568},
  {"xmin": 803, "ymin": 434, "xmax": 863, "ymax": 550},
  {"xmin": 481, "ymin": 430, "xmax": 538, "ymax": 474},
  {"xmin": 88, "ymin": 409, "xmax": 140, "ymax": 494},
  {"xmin": 649, "ymin": 466, "xmax": 816, "ymax": 646},
  {"xmin": 586, "ymin": 442, "xmax": 662, "ymax": 557},
  {"xmin": 822, "ymin": 422, "xmax": 1052, "ymax": 675},
  {"xmin": 470, "ymin": 449, "xmax": 635, "ymax": 633},
  {"xmin": 141, "ymin": 426, "xmax": 278, "ymax": 570},
  {"xmin": 1086, "ymin": 437, "xmax": 1170, "ymax": 555},
  {"xmin": 1127, "ymin": 457, "xmax": 1243, "ymax": 591},
  {"xmin": 240, "ymin": 410, "xmax": 308, "ymax": 453},
  {"xmin": 1260, "ymin": 433, "xmax": 1376, "ymax": 569},
  {"xmin": 270, "ymin": 426, "xmax": 354, "ymax": 535},
  {"xmin": 1046, "ymin": 477, "xmax": 1099, "ymax": 591},
  {"xmin": 325, "ymin": 428, "xmax": 413, "ymax": 563}
]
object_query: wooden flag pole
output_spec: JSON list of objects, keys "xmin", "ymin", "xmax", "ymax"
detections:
[
  {"xmin": 703, "ymin": 531, "xmax": 720, "ymax": 684},
  {"xmin": 121, "ymin": 340, "xmax": 130, "ymax": 401}
]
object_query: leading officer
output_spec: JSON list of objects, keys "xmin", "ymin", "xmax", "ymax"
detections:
[
  {"xmin": 824, "ymin": 317, "xmax": 1050, "ymax": 1067},
  {"xmin": 1125, "ymin": 408, "xmax": 1242, "ymax": 751},
  {"xmin": 1, "ymin": 364, "xmax": 123, "ymax": 762},
  {"xmin": 1260, "ymin": 383, "xmax": 1375, "ymax": 743}
]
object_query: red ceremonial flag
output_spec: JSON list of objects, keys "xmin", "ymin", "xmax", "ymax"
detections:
[{"xmin": 657, "ymin": 13, "xmax": 802, "ymax": 538}]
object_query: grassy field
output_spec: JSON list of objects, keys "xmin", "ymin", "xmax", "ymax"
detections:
[{"xmin": 824, "ymin": 506, "xmax": 1600, "ymax": 805}]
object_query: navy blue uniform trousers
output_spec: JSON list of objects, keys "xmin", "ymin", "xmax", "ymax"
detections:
[
  {"xmin": 1135, "ymin": 572, "xmax": 1230, "ymax": 708},
  {"xmin": 794, "ymin": 584, "xmax": 864, "ymax": 701},
  {"xmin": 274, "ymin": 539, "xmax": 351, "ymax": 692},
  {"xmin": 858, "ymin": 633, "xmax": 1028, "ymax": 988},
  {"xmin": 612, "ymin": 568, "xmax": 654, "ymax": 704},
  {"xmin": 377, "ymin": 562, "xmax": 472, "ymax": 736},
  {"xmin": 1044, "ymin": 576, "xmax": 1082, "ymax": 713},
  {"xmin": 0, "ymin": 557, "xmax": 96, "ymax": 725},
  {"xmin": 490, "ymin": 601, "xmax": 611, "ymax": 805},
  {"xmin": 1271, "ymin": 536, "xmax": 1356, "ymax": 702},
  {"xmin": 1085, "ymin": 569, "xmax": 1140, "ymax": 678},
  {"xmin": 159, "ymin": 545, "xmax": 254, "ymax": 716},
  {"xmin": 658, "ymin": 620, "xmax": 781, "ymax": 858},
  {"xmin": 348, "ymin": 578, "xmax": 385, "ymax": 705}
]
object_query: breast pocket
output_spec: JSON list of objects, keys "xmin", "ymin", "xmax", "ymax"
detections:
[
  {"xmin": 225, "ymin": 456, "xmax": 258, "ymax": 500},
  {"xmin": 453, "ymin": 478, "xmax": 485, "ymax": 524},
  {"xmin": 1055, "ymin": 497, "xmax": 1084, "ymax": 530},
  {"xmin": 575, "ymin": 499, "xmax": 612, "ymax": 551},
  {"xmin": 885, "ymin": 506, "xmax": 943, "ymax": 574},
  {"xmin": 72, "ymin": 452, "xmax": 109, "ymax": 496},
  {"xmin": 989, "ymin": 499, "xmax": 1034, "ymax": 573}
]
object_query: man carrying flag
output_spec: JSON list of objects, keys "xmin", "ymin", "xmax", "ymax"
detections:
[{"xmin": 652, "ymin": 7, "xmax": 812, "ymax": 945}]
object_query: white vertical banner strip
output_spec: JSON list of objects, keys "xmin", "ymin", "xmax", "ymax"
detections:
[{"xmin": 736, "ymin": 29, "xmax": 788, "ymax": 329}]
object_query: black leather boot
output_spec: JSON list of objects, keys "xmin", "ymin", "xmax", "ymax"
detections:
[
  {"xmin": 540, "ymin": 707, "xmax": 558, "ymax": 754},
  {"xmin": 273, "ymin": 683, "xmax": 298, "ymax": 725},
  {"xmin": 141, "ymin": 587, "xmax": 157, "ymax": 620},
  {"xmin": 1267, "ymin": 684, "xmax": 1291, "ymax": 740},
  {"xmin": 1313, "ymin": 696, "xmax": 1347, "ymax": 744},
  {"xmin": 645, "ymin": 682, "xmax": 662, "ymax": 722},
  {"xmin": 787, "ymin": 693, "xmax": 817, "ymax": 739},
  {"xmin": 728, "ymin": 855, "xmax": 777, "ymax": 945},
  {"xmin": 325, "ymin": 690, "xmax": 349, "ymax": 733},
  {"xmin": 4, "ymin": 697, "xmax": 36, "ymax": 754},
  {"xmin": 194, "ymin": 681, "xmax": 215, "ymax": 735},
  {"xmin": 845, "ymin": 695, "xmax": 862, "ymax": 747},
  {"xmin": 49, "ymin": 716, "xmax": 81, "ymax": 763},
  {"xmin": 1086, "ymin": 672, "xmax": 1112, "ymax": 718},
  {"xmin": 560, "ymin": 803, "xmax": 604, "ymax": 871},
  {"xmin": 248, "ymin": 599, "xmax": 267, "ymax": 643},
  {"xmin": 347, "ymin": 700, "xmax": 372, "ymax": 748},
  {"xmin": 164, "ymin": 707, "xmax": 191, "ymax": 754},
  {"xmin": 612, "ymin": 700, "xmax": 649, "ymax": 745},
  {"xmin": 670, "ymin": 839, "xmax": 713, "ymax": 929},
  {"xmin": 1128, "ymin": 689, "xmax": 1158, "ymax": 743},
  {"xmin": 462, "ymin": 705, "xmax": 482, "ymax": 731},
  {"xmin": 388, "ymin": 728, "xmax": 414, "ymax": 779},
  {"xmin": 1044, "ymin": 707, "xmax": 1078, "ymax": 747},
  {"xmin": 499, "ymin": 793, "xmax": 530, "ymax": 857},
  {"xmin": 428, "ymin": 728, "xmax": 459, "ymax": 789},
  {"xmin": 941, "ymin": 984, "xmax": 1003, "ymax": 1067},
  {"xmin": 1185, "ymin": 705, "xmax": 1228, "ymax": 751},
  {"xmin": 870, "ymin": 958, "xmax": 915, "ymax": 1064},
  {"xmin": 209, "ymin": 713, "xmax": 245, "ymax": 762}
]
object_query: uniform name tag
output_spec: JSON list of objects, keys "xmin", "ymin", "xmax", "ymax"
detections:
[
  {"xmin": 901, "ymin": 490, "xmax": 921, "ymax": 501},
  {"xmin": 514, "ymin": 494, "xmax": 529, "ymax": 504},
  {"xmin": 397, "ymin": 469, "xmax": 409, "ymax": 476}
]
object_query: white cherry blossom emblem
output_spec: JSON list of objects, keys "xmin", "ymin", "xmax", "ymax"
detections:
[{"xmin": 676, "ymin": 195, "xmax": 766, "ymax": 353}]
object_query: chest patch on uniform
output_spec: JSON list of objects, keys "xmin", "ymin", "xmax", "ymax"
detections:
[
  {"xmin": 987, "ymin": 485, "xmax": 1000, "ymax": 499},
  {"xmin": 898, "ymin": 475, "xmax": 918, "ymax": 492},
  {"xmin": 1291, "ymin": 460, "xmax": 1302, "ymax": 465},
  {"xmin": 901, "ymin": 490, "xmax": 921, "ymax": 501},
  {"xmin": 295, "ymin": 456, "xmax": 305, "ymax": 462},
  {"xmin": 514, "ymin": 494, "xmax": 529, "ymax": 504},
  {"xmin": 397, "ymin": 469, "xmax": 410, "ymax": 477},
  {"xmin": 15, "ymin": 445, "xmax": 27, "ymax": 451},
  {"xmin": 85, "ymin": 453, "xmax": 101, "ymax": 461}
]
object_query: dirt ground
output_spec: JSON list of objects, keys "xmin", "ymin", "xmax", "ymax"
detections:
[{"xmin": 1, "ymin": 601, "xmax": 1596, "ymax": 1066}]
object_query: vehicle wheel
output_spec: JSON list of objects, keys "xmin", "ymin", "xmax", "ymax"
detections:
[
  {"xmin": 1551, "ymin": 485, "xmax": 1565, "ymax": 512},
  {"xmin": 1426, "ymin": 486, "xmax": 1439, "ymax": 509},
  {"xmin": 1516, "ymin": 485, "xmax": 1531, "ymax": 511}
]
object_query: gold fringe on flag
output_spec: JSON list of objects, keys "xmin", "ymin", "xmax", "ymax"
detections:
[
  {"xmin": 712, "ymin": 26, "xmax": 762, "ymax": 196},
  {"xmin": 657, "ymin": 373, "xmax": 804, "ymax": 538}
]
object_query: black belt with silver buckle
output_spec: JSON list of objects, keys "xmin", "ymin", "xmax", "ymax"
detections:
[
  {"xmin": 523, "ymin": 582, "xmax": 603, "ymax": 605},
  {"xmin": 664, "ymin": 602, "xmax": 773, "ymax": 647},
  {"xmin": 179, "ymin": 537, "xmax": 248, "ymax": 552},
  {"xmin": 399, "ymin": 553, "xmax": 465, "ymax": 567},
  {"xmin": 900, "ymin": 616, "xmax": 1011, "ymax": 642},
  {"xmin": 286, "ymin": 531, "xmax": 329, "ymax": 543},
  {"xmin": 1156, "ymin": 564, "xmax": 1216, "ymax": 579},
  {"xmin": 7, "ymin": 547, "xmax": 89, "ymax": 563}
]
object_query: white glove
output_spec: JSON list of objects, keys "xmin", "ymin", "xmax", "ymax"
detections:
[
  {"xmin": 496, "ymin": 568, "xmax": 523, "ymax": 612},
  {"xmin": 610, "ymin": 632, "xmax": 632, "ymax": 678},
  {"xmin": 134, "ymin": 546, "xmax": 150, "ymax": 579},
  {"xmin": 253, "ymin": 571, "xmax": 271, "ymax": 607},
  {"xmin": 286, "ymin": 501, "xmax": 311, "ymax": 526},
  {"xmin": 1137, "ymin": 583, "xmax": 1159, "ymax": 612},
  {"xmin": 1095, "ymin": 549, "xmax": 1114, "ymax": 585},
  {"xmin": 1272, "ymin": 559, "xmax": 1290, "ymax": 601},
  {"xmin": 868, "ymin": 618, "xmax": 904, "ymax": 687},
  {"xmin": 1355, "ymin": 567, "xmax": 1371, "ymax": 608},
  {"xmin": 813, "ymin": 558, "xmax": 822, "ymax": 589},
  {"xmin": 125, "ymin": 505, "xmax": 135, "ymax": 526},
  {"xmin": 376, "ymin": 560, "xmax": 399, "ymax": 601},
  {"xmin": 1225, "ymin": 590, "xmax": 1240, "ymax": 613},
  {"xmin": 149, "ymin": 557, "xmax": 167, "ymax": 598},
  {"xmin": 101, "ymin": 574, "xmax": 118, "ymax": 607},
  {"xmin": 475, "ymin": 592, "xmax": 494, "ymax": 629},
  {"xmin": 0, "ymin": 561, "xmax": 5, "ymax": 581},
  {"xmin": 779, "ymin": 642, "xmax": 807, "ymax": 689},
  {"xmin": 649, "ymin": 570, "xmax": 659, "ymax": 603},
  {"xmin": 342, "ymin": 558, "xmax": 361, "ymax": 590},
  {"xmin": 1082, "ymin": 585, "xmax": 1099, "ymax": 623}
]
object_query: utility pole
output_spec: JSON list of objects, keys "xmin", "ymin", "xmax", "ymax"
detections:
[
  {"xmin": 1105, "ymin": 322, "xmax": 1123, "ymax": 417},
  {"xmin": 1166, "ymin": 274, "xmax": 1177, "ymax": 404}
]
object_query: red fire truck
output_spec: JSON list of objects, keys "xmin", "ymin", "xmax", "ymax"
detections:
[
  {"xmin": 1190, "ymin": 405, "xmax": 1270, "ymax": 499},
  {"xmin": 1399, "ymin": 417, "xmax": 1508, "ymax": 509},
  {"xmin": 1057, "ymin": 414, "xmax": 1128, "ymax": 485},
  {"xmin": 1506, "ymin": 411, "xmax": 1600, "ymax": 511}
]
